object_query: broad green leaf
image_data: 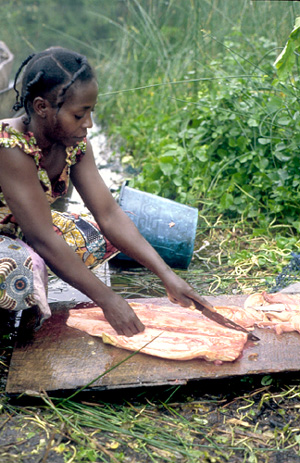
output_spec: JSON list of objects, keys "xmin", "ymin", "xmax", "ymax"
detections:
[
  {"xmin": 277, "ymin": 168, "xmax": 289, "ymax": 183},
  {"xmin": 274, "ymin": 151, "xmax": 290, "ymax": 162},
  {"xmin": 195, "ymin": 150, "xmax": 208, "ymax": 162},
  {"xmin": 229, "ymin": 137, "xmax": 237, "ymax": 147},
  {"xmin": 274, "ymin": 16, "xmax": 300, "ymax": 80},
  {"xmin": 229, "ymin": 127, "xmax": 240, "ymax": 137},
  {"xmin": 261, "ymin": 375, "xmax": 273, "ymax": 386},
  {"xmin": 266, "ymin": 96, "xmax": 284, "ymax": 112},
  {"xmin": 292, "ymin": 221, "xmax": 300, "ymax": 233},
  {"xmin": 159, "ymin": 162, "xmax": 175, "ymax": 176},
  {"xmin": 258, "ymin": 138, "xmax": 271, "ymax": 145},
  {"xmin": 258, "ymin": 158, "xmax": 269, "ymax": 170},
  {"xmin": 239, "ymin": 153, "xmax": 253, "ymax": 163},
  {"xmin": 277, "ymin": 117, "xmax": 291, "ymax": 126},
  {"xmin": 220, "ymin": 192, "xmax": 233, "ymax": 209},
  {"xmin": 173, "ymin": 177, "xmax": 183, "ymax": 187},
  {"xmin": 237, "ymin": 136, "xmax": 248, "ymax": 151},
  {"xmin": 274, "ymin": 142, "xmax": 286, "ymax": 151},
  {"xmin": 159, "ymin": 155, "xmax": 176, "ymax": 163},
  {"xmin": 247, "ymin": 118, "xmax": 258, "ymax": 127},
  {"xmin": 162, "ymin": 148, "xmax": 185, "ymax": 157}
]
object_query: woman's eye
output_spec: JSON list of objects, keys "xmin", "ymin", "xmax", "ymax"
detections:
[{"xmin": 75, "ymin": 115, "xmax": 83, "ymax": 120}]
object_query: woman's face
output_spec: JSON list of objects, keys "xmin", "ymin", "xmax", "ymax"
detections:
[{"xmin": 46, "ymin": 78, "xmax": 98, "ymax": 146}]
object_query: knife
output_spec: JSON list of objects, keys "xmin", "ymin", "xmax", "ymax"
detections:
[{"xmin": 190, "ymin": 295, "xmax": 260, "ymax": 342}]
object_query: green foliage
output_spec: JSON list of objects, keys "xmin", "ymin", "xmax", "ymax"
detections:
[
  {"xmin": 3, "ymin": 1, "xmax": 300, "ymax": 229},
  {"xmin": 274, "ymin": 16, "xmax": 300, "ymax": 81},
  {"xmin": 106, "ymin": 27, "xmax": 300, "ymax": 227}
]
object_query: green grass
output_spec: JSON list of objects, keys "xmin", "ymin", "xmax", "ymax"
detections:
[
  {"xmin": 3, "ymin": 376, "xmax": 300, "ymax": 462},
  {"xmin": 90, "ymin": 2, "xmax": 300, "ymax": 239}
]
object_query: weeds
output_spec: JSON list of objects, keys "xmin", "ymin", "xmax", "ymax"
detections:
[
  {"xmin": 93, "ymin": 2, "xmax": 300, "ymax": 234},
  {"xmin": 2, "ymin": 383, "xmax": 300, "ymax": 462}
]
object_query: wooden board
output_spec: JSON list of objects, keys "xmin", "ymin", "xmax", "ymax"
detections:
[{"xmin": 6, "ymin": 295, "xmax": 300, "ymax": 394}]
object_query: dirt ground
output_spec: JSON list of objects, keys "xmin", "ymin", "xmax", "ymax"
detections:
[
  {"xmin": 2, "ymin": 373, "xmax": 300, "ymax": 463},
  {"xmin": 2, "ymin": 303, "xmax": 300, "ymax": 463}
]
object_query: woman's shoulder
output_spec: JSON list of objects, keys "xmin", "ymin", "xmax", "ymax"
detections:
[
  {"xmin": 0, "ymin": 118, "xmax": 40, "ymax": 158},
  {"xmin": 0, "ymin": 117, "xmax": 26, "ymax": 134}
]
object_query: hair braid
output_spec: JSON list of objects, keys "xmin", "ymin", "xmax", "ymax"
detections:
[
  {"xmin": 12, "ymin": 54, "xmax": 36, "ymax": 112},
  {"xmin": 60, "ymin": 57, "xmax": 88, "ymax": 97},
  {"xmin": 22, "ymin": 71, "xmax": 45, "ymax": 123},
  {"xmin": 12, "ymin": 47, "xmax": 95, "ymax": 122}
]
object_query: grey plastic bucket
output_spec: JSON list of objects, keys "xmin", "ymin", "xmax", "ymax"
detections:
[{"xmin": 116, "ymin": 183, "xmax": 198, "ymax": 269}]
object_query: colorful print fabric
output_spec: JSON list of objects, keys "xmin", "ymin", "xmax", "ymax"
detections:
[
  {"xmin": 0, "ymin": 236, "xmax": 51, "ymax": 325},
  {"xmin": 52, "ymin": 211, "xmax": 119, "ymax": 269},
  {"xmin": 0, "ymin": 236, "xmax": 35, "ymax": 311},
  {"xmin": 0, "ymin": 122, "xmax": 86, "ymax": 237}
]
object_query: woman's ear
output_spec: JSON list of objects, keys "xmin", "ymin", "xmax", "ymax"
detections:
[{"xmin": 32, "ymin": 97, "xmax": 50, "ymax": 118}]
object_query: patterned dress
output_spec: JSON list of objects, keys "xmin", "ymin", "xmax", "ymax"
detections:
[{"xmin": 0, "ymin": 123, "xmax": 119, "ymax": 323}]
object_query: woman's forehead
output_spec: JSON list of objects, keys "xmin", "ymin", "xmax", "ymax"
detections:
[{"xmin": 64, "ymin": 79, "xmax": 98, "ymax": 108}]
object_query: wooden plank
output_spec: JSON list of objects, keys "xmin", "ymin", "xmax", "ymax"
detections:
[{"xmin": 6, "ymin": 295, "xmax": 300, "ymax": 394}]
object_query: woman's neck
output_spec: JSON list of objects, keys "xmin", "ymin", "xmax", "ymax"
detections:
[{"xmin": 24, "ymin": 117, "xmax": 53, "ymax": 151}]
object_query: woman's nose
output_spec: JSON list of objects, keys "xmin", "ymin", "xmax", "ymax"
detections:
[{"xmin": 83, "ymin": 113, "xmax": 93, "ymax": 129}]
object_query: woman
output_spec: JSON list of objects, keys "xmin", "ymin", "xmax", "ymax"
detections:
[{"xmin": 0, "ymin": 46, "xmax": 200, "ymax": 335}]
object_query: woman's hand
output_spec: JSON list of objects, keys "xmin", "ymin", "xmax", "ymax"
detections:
[
  {"xmin": 99, "ymin": 292, "xmax": 145, "ymax": 337},
  {"xmin": 161, "ymin": 270, "xmax": 200, "ymax": 308}
]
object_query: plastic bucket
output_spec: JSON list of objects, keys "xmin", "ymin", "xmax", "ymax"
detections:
[{"xmin": 116, "ymin": 183, "xmax": 198, "ymax": 269}]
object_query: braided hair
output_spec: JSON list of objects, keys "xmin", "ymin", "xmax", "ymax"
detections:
[{"xmin": 13, "ymin": 47, "xmax": 96, "ymax": 124}]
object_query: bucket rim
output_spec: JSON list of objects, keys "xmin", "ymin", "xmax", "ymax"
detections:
[{"xmin": 119, "ymin": 181, "xmax": 198, "ymax": 213}]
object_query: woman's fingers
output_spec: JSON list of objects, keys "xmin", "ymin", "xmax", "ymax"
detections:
[{"xmin": 102, "ymin": 299, "xmax": 145, "ymax": 337}]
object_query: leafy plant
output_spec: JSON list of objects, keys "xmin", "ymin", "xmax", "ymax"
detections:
[
  {"xmin": 274, "ymin": 16, "xmax": 300, "ymax": 81},
  {"xmin": 107, "ymin": 29, "xmax": 300, "ymax": 230}
]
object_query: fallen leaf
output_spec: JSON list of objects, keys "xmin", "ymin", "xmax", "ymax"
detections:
[
  {"xmin": 227, "ymin": 418, "xmax": 252, "ymax": 427},
  {"xmin": 106, "ymin": 441, "xmax": 120, "ymax": 450}
]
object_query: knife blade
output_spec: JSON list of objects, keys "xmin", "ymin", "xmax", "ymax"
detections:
[{"xmin": 190, "ymin": 296, "xmax": 260, "ymax": 342}]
